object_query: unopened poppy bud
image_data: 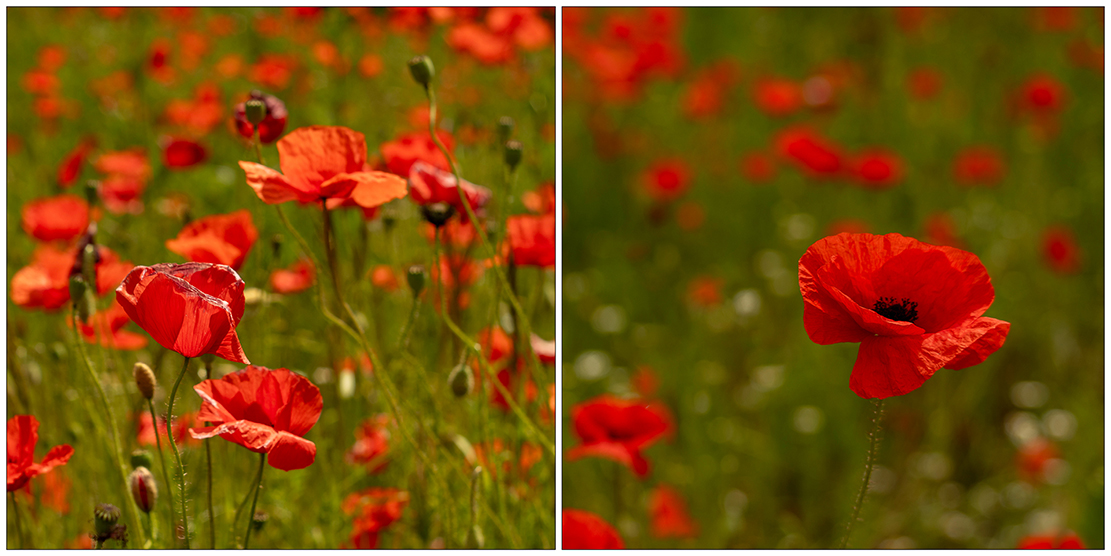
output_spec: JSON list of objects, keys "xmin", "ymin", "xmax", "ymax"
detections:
[
  {"xmin": 69, "ymin": 274, "xmax": 87, "ymax": 301},
  {"xmin": 244, "ymin": 99, "xmax": 266, "ymax": 126},
  {"xmin": 133, "ymin": 362, "xmax": 156, "ymax": 400},
  {"xmin": 94, "ymin": 503, "xmax": 121, "ymax": 537},
  {"xmin": 130, "ymin": 449, "xmax": 153, "ymax": 470},
  {"xmin": 406, "ymin": 265, "xmax": 426, "ymax": 296},
  {"xmin": 251, "ymin": 511, "xmax": 269, "ymax": 532},
  {"xmin": 504, "ymin": 141, "xmax": 523, "ymax": 170},
  {"xmin": 448, "ymin": 364, "xmax": 474, "ymax": 397},
  {"xmin": 85, "ymin": 180, "xmax": 100, "ymax": 206},
  {"xmin": 129, "ymin": 467, "xmax": 157, "ymax": 513},
  {"xmin": 408, "ymin": 55, "xmax": 435, "ymax": 87},
  {"xmin": 421, "ymin": 202, "xmax": 455, "ymax": 227},
  {"xmin": 497, "ymin": 116, "xmax": 515, "ymax": 144},
  {"xmin": 271, "ymin": 234, "xmax": 283, "ymax": 259}
]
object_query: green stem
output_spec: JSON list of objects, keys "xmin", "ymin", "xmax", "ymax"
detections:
[
  {"xmin": 231, "ymin": 452, "xmax": 264, "ymax": 547},
  {"xmin": 394, "ymin": 289, "xmax": 422, "ymax": 355},
  {"xmin": 205, "ymin": 421, "xmax": 216, "ymax": 549},
  {"xmin": 253, "ymin": 138, "xmax": 264, "ymax": 166},
  {"xmin": 148, "ymin": 399, "xmax": 175, "ymax": 544},
  {"xmin": 166, "ymin": 356, "xmax": 191, "ymax": 549},
  {"xmin": 243, "ymin": 453, "xmax": 266, "ymax": 549},
  {"xmin": 839, "ymin": 399, "xmax": 886, "ymax": 549},
  {"xmin": 10, "ymin": 491, "xmax": 27, "ymax": 549}
]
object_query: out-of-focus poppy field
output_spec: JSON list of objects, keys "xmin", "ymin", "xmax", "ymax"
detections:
[
  {"xmin": 561, "ymin": 7, "xmax": 1103, "ymax": 549},
  {"xmin": 7, "ymin": 7, "xmax": 555, "ymax": 549}
]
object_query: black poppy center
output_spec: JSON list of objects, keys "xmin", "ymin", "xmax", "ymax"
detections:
[{"xmin": 873, "ymin": 296, "xmax": 919, "ymax": 323}]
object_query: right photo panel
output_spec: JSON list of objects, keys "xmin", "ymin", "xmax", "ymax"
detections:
[{"xmin": 561, "ymin": 7, "xmax": 1104, "ymax": 549}]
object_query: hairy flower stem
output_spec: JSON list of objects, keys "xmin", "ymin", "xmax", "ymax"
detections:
[
  {"xmin": 243, "ymin": 453, "xmax": 266, "ymax": 549},
  {"xmin": 231, "ymin": 454, "xmax": 264, "ymax": 547},
  {"xmin": 204, "ymin": 422, "xmax": 216, "ymax": 549},
  {"xmin": 253, "ymin": 139, "xmax": 264, "ymax": 166},
  {"xmin": 148, "ymin": 399, "xmax": 175, "ymax": 543},
  {"xmin": 839, "ymin": 399, "xmax": 886, "ymax": 549},
  {"xmin": 11, "ymin": 491, "xmax": 28, "ymax": 549},
  {"xmin": 70, "ymin": 307, "xmax": 148, "ymax": 549},
  {"xmin": 166, "ymin": 355, "xmax": 192, "ymax": 549}
]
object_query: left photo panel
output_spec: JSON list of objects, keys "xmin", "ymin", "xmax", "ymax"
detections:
[{"xmin": 7, "ymin": 7, "xmax": 555, "ymax": 549}]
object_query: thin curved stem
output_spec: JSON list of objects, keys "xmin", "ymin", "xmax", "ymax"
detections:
[
  {"xmin": 10, "ymin": 491, "xmax": 27, "ymax": 549},
  {"xmin": 839, "ymin": 399, "xmax": 886, "ymax": 549},
  {"xmin": 148, "ymin": 399, "xmax": 175, "ymax": 544},
  {"xmin": 231, "ymin": 452, "xmax": 265, "ymax": 547},
  {"xmin": 204, "ymin": 421, "xmax": 216, "ymax": 549},
  {"xmin": 166, "ymin": 356, "xmax": 191, "ymax": 549},
  {"xmin": 243, "ymin": 453, "xmax": 266, "ymax": 549}
]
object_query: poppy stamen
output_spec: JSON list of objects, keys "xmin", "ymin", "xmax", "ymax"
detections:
[{"xmin": 873, "ymin": 296, "xmax": 919, "ymax": 323}]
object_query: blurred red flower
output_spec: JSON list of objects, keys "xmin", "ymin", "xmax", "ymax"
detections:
[
  {"xmin": 11, "ymin": 244, "xmax": 132, "ymax": 311},
  {"xmin": 632, "ymin": 366, "xmax": 660, "ymax": 398},
  {"xmin": 115, "ymin": 262, "xmax": 250, "ymax": 363},
  {"xmin": 522, "ymin": 182, "xmax": 556, "ymax": 215},
  {"xmin": 490, "ymin": 367, "xmax": 538, "ymax": 413},
  {"xmin": 776, "ymin": 127, "xmax": 843, "ymax": 178},
  {"xmin": 487, "ymin": 7, "xmax": 554, "ymax": 51},
  {"xmin": 346, "ymin": 415, "xmax": 390, "ymax": 474},
  {"xmin": 741, "ymin": 151, "xmax": 777, "ymax": 184},
  {"xmin": 907, "ymin": 67, "xmax": 943, "ymax": 100},
  {"xmin": 270, "ymin": 259, "xmax": 315, "ymax": 294},
  {"xmin": 240, "ymin": 126, "xmax": 408, "ymax": 207},
  {"xmin": 162, "ymin": 137, "xmax": 207, "ymax": 169},
  {"xmin": 641, "ymin": 158, "xmax": 691, "ymax": 202},
  {"xmin": 164, "ymin": 83, "xmax": 224, "ymax": 136},
  {"xmin": 507, "ymin": 213, "xmax": 555, "ymax": 268},
  {"xmin": 38, "ymin": 44, "xmax": 66, "ymax": 71},
  {"xmin": 95, "ymin": 148, "xmax": 151, "ymax": 181},
  {"xmin": 687, "ymin": 275, "xmax": 723, "ymax": 307},
  {"xmin": 754, "ymin": 77, "xmax": 803, "ymax": 116},
  {"xmin": 22, "ymin": 69, "xmax": 60, "ymax": 95},
  {"xmin": 72, "ymin": 299, "xmax": 148, "ymax": 351},
  {"xmin": 99, "ymin": 175, "xmax": 147, "ymax": 215},
  {"xmin": 370, "ymin": 265, "xmax": 399, "ymax": 292},
  {"xmin": 682, "ymin": 61, "xmax": 739, "ymax": 120},
  {"xmin": 1017, "ymin": 532, "xmax": 1085, "ymax": 549},
  {"xmin": 7, "ymin": 415, "xmax": 74, "ymax": 492},
  {"xmin": 21, "ymin": 194, "xmax": 90, "ymax": 242},
  {"xmin": 166, "ymin": 209, "xmax": 259, "ymax": 270},
  {"xmin": 233, "ymin": 90, "xmax": 289, "ymax": 144},
  {"xmin": 563, "ymin": 509, "xmax": 624, "ymax": 549},
  {"xmin": 952, "ymin": 146, "xmax": 1005, "ymax": 186},
  {"xmin": 57, "ymin": 138, "xmax": 95, "ymax": 187},
  {"xmin": 850, "ymin": 149, "xmax": 904, "ymax": 189},
  {"xmin": 358, "ymin": 54, "xmax": 383, "ymax": 78},
  {"xmin": 343, "ymin": 488, "xmax": 409, "ymax": 549},
  {"xmin": 380, "ymin": 130, "xmax": 456, "ymax": 176},
  {"xmin": 250, "ymin": 54, "xmax": 297, "ymax": 90},
  {"xmin": 1042, "ymin": 225, "xmax": 1081, "ymax": 274},
  {"xmin": 422, "ymin": 218, "xmax": 478, "ymax": 250},
  {"xmin": 799, "ymin": 233, "xmax": 1010, "ymax": 399},
  {"xmin": 1034, "ymin": 7, "xmax": 1077, "ymax": 32},
  {"xmin": 408, "ymin": 160, "xmax": 493, "ymax": 217},
  {"xmin": 1016, "ymin": 437, "xmax": 1061, "ymax": 483},
  {"xmin": 567, "ymin": 394, "xmax": 673, "ymax": 477},
  {"xmin": 649, "ymin": 484, "xmax": 699, "ymax": 538},
  {"xmin": 190, "ymin": 365, "xmax": 322, "ymax": 471},
  {"xmin": 1018, "ymin": 74, "xmax": 1067, "ymax": 114},
  {"xmin": 137, "ymin": 410, "xmax": 199, "ymax": 448}
]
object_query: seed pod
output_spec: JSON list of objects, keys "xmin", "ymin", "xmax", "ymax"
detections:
[
  {"xmin": 421, "ymin": 202, "xmax": 455, "ymax": 228},
  {"xmin": 252, "ymin": 511, "xmax": 269, "ymax": 532},
  {"xmin": 130, "ymin": 449, "xmax": 153, "ymax": 470},
  {"xmin": 133, "ymin": 362, "xmax": 156, "ymax": 400},
  {"xmin": 504, "ymin": 140, "xmax": 523, "ymax": 170},
  {"xmin": 408, "ymin": 55, "xmax": 435, "ymax": 87},
  {"xmin": 448, "ymin": 364, "xmax": 474, "ymax": 398},
  {"xmin": 244, "ymin": 99, "xmax": 266, "ymax": 126},
  {"xmin": 406, "ymin": 265, "xmax": 426, "ymax": 296},
  {"xmin": 496, "ymin": 116, "xmax": 515, "ymax": 144},
  {"xmin": 129, "ymin": 467, "xmax": 157, "ymax": 513},
  {"xmin": 94, "ymin": 503, "xmax": 121, "ymax": 537}
]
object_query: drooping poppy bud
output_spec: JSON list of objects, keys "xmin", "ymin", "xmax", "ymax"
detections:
[
  {"xmin": 421, "ymin": 202, "xmax": 455, "ymax": 227},
  {"xmin": 133, "ymin": 362, "xmax": 156, "ymax": 400},
  {"xmin": 408, "ymin": 55, "xmax": 435, "ymax": 87},
  {"xmin": 128, "ymin": 466, "xmax": 157, "ymax": 513},
  {"xmin": 449, "ymin": 364, "xmax": 474, "ymax": 397},
  {"xmin": 406, "ymin": 265, "xmax": 426, "ymax": 295},
  {"xmin": 504, "ymin": 140, "xmax": 522, "ymax": 170}
]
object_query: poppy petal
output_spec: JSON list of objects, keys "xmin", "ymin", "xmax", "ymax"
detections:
[
  {"xmin": 850, "ymin": 335, "xmax": 941, "ymax": 399},
  {"xmin": 190, "ymin": 419, "xmax": 277, "ymax": 453},
  {"xmin": 800, "ymin": 266, "xmax": 873, "ymax": 345},
  {"xmin": 942, "ymin": 317, "xmax": 1011, "ymax": 370},
  {"xmin": 337, "ymin": 171, "xmax": 409, "ymax": 209},
  {"xmin": 267, "ymin": 430, "xmax": 317, "ymax": 471},
  {"xmin": 277, "ymin": 126, "xmax": 367, "ymax": 190},
  {"xmin": 239, "ymin": 161, "xmax": 314, "ymax": 204},
  {"xmin": 817, "ymin": 261, "xmax": 925, "ymax": 336},
  {"xmin": 36, "ymin": 444, "xmax": 74, "ymax": 472}
]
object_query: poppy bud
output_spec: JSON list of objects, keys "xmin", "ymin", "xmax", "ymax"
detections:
[
  {"xmin": 421, "ymin": 202, "xmax": 455, "ymax": 228},
  {"xmin": 133, "ymin": 362, "xmax": 156, "ymax": 400},
  {"xmin": 81, "ymin": 242, "xmax": 98, "ymax": 288},
  {"xmin": 130, "ymin": 449, "xmax": 153, "ymax": 470},
  {"xmin": 406, "ymin": 265, "xmax": 426, "ymax": 296},
  {"xmin": 68, "ymin": 274, "xmax": 87, "ymax": 302},
  {"xmin": 504, "ymin": 141, "xmax": 523, "ymax": 170},
  {"xmin": 408, "ymin": 55, "xmax": 435, "ymax": 87},
  {"xmin": 94, "ymin": 503, "xmax": 121, "ymax": 537},
  {"xmin": 497, "ymin": 116, "xmax": 515, "ymax": 144},
  {"xmin": 448, "ymin": 364, "xmax": 474, "ymax": 397},
  {"xmin": 245, "ymin": 99, "xmax": 266, "ymax": 127},
  {"xmin": 85, "ymin": 180, "xmax": 100, "ymax": 206},
  {"xmin": 129, "ymin": 467, "xmax": 157, "ymax": 513},
  {"xmin": 251, "ymin": 511, "xmax": 269, "ymax": 532},
  {"xmin": 271, "ymin": 234, "xmax": 283, "ymax": 259}
]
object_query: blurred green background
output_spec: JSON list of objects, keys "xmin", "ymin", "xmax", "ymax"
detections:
[{"xmin": 562, "ymin": 7, "xmax": 1103, "ymax": 549}]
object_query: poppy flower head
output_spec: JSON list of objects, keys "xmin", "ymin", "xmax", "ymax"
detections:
[
  {"xmin": 342, "ymin": 487, "xmax": 409, "ymax": 549},
  {"xmin": 379, "ymin": 130, "xmax": 456, "ymax": 176},
  {"xmin": 741, "ymin": 151, "xmax": 777, "ymax": 184},
  {"xmin": 649, "ymin": 484, "xmax": 699, "ymax": 538},
  {"xmin": 1042, "ymin": 225, "xmax": 1081, "ymax": 274},
  {"xmin": 57, "ymin": 138, "xmax": 95, "ymax": 187},
  {"xmin": 776, "ymin": 127, "xmax": 843, "ymax": 178},
  {"xmin": 522, "ymin": 182, "xmax": 556, "ymax": 215},
  {"xmin": 270, "ymin": 259, "xmax": 315, "ymax": 294},
  {"xmin": 407, "ymin": 160, "xmax": 492, "ymax": 219},
  {"xmin": 11, "ymin": 243, "xmax": 131, "ymax": 311},
  {"xmin": 799, "ymin": 233, "xmax": 1011, "ymax": 399},
  {"xmin": 641, "ymin": 158, "xmax": 691, "ymax": 202},
  {"xmin": 953, "ymin": 146, "xmax": 1006, "ymax": 186},
  {"xmin": 165, "ymin": 209, "xmax": 259, "ymax": 270},
  {"xmin": 1017, "ymin": 532, "xmax": 1085, "ymax": 549},
  {"xmin": 190, "ymin": 365, "xmax": 322, "ymax": 471},
  {"xmin": 7, "ymin": 415, "xmax": 74, "ymax": 492},
  {"xmin": 233, "ymin": 90, "xmax": 289, "ymax": 144},
  {"xmin": 850, "ymin": 149, "xmax": 904, "ymax": 189},
  {"xmin": 21, "ymin": 194, "xmax": 90, "ymax": 242},
  {"xmin": 567, "ymin": 395, "xmax": 674, "ymax": 477},
  {"xmin": 1019, "ymin": 74, "xmax": 1067, "ymax": 114},
  {"xmin": 562, "ymin": 509, "xmax": 625, "ymax": 549},
  {"xmin": 754, "ymin": 77, "xmax": 803, "ymax": 116},
  {"xmin": 115, "ymin": 262, "xmax": 249, "ymax": 363},
  {"xmin": 346, "ymin": 415, "xmax": 390, "ymax": 473},
  {"xmin": 506, "ymin": 213, "xmax": 555, "ymax": 268}
]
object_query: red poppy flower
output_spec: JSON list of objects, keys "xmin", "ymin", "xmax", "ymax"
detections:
[
  {"xmin": 754, "ymin": 78, "xmax": 804, "ymax": 116},
  {"xmin": 850, "ymin": 149, "xmax": 903, "ymax": 189},
  {"xmin": 342, "ymin": 488, "xmax": 409, "ymax": 549},
  {"xmin": 379, "ymin": 130, "xmax": 455, "ymax": 176},
  {"xmin": 490, "ymin": 368, "xmax": 538, "ymax": 413},
  {"xmin": 641, "ymin": 158, "xmax": 691, "ymax": 202},
  {"xmin": 250, "ymin": 54, "xmax": 297, "ymax": 90},
  {"xmin": 952, "ymin": 146, "xmax": 1005, "ymax": 186},
  {"xmin": 408, "ymin": 160, "xmax": 492, "ymax": 217},
  {"xmin": 687, "ymin": 275, "xmax": 723, "ymax": 307},
  {"xmin": 10, "ymin": 244, "xmax": 132, "ymax": 311},
  {"xmin": 346, "ymin": 415, "xmax": 390, "ymax": 474},
  {"xmin": 233, "ymin": 90, "xmax": 288, "ymax": 144},
  {"xmin": 7, "ymin": 415, "xmax": 74, "ymax": 492},
  {"xmin": 57, "ymin": 139, "xmax": 94, "ymax": 187},
  {"xmin": 799, "ymin": 233, "xmax": 1011, "ymax": 399},
  {"xmin": 487, "ymin": 6, "xmax": 554, "ymax": 51},
  {"xmin": 270, "ymin": 259, "xmax": 315, "ymax": 294},
  {"xmin": 161, "ymin": 137, "xmax": 207, "ymax": 169},
  {"xmin": 506, "ymin": 213, "xmax": 555, "ymax": 268},
  {"xmin": 99, "ymin": 175, "xmax": 146, "ymax": 215},
  {"xmin": 531, "ymin": 333, "xmax": 555, "ymax": 364},
  {"xmin": 741, "ymin": 151, "xmax": 777, "ymax": 184},
  {"xmin": 562, "ymin": 509, "xmax": 624, "ymax": 549},
  {"xmin": 370, "ymin": 265, "xmax": 399, "ymax": 291},
  {"xmin": 682, "ymin": 67, "xmax": 731, "ymax": 120},
  {"xmin": 422, "ymin": 219, "xmax": 478, "ymax": 249},
  {"xmin": 632, "ymin": 366, "xmax": 660, "ymax": 398},
  {"xmin": 474, "ymin": 439, "xmax": 543, "ymax": 480},
  {"xmin": 1019, "ymin": 74, "xmax": 1067, "ymax": 114},
  {"xmin": 164, "ymin": 83, "xmax": 224, "ymax": 136},
  {"xmin": 447, "ymin": 23, "xmax": 514, "ymax": 65},
  {"xmin": 115, "ymin": 262, "xmax": 250, "ymax": 363},
  {"xmin": 240, "ymin": 126, "xmax": 408, "ymax": 207},
  {"xmin": 95, "ymin": 148, "xmax": 151, "ymax": 181},
  {"xmin": 567, "ymin": 394, "xmax": 674, "ymax": 477},
  {"xmin": 1016, "ymin": 437, "xmax": 1060, "ymax": 483},
  {"xmin": 1042, "ymin": 225, "xmax": 1081, "ymax": 274},
  {"xmin": 189, "ymin": 365, "xmax": 322, "ymax": 471},
  {"xmin": 165, "ymin": 209, "xmax": 259, "ymax": 270},
  {"xmin": 649, "ymin": 484, "xmax": 699, "ymax": 538},
  {"xmin": 137, "ymin": 410, "xmax": 199, "ymax": 448},
  {"xmin": 907, "ymin": 67, "xmax": 943, "ymax": 100},
  {"xmin": 522, "ymin": 182, "xmax": 556, "ymax": 215},
  {"xmin": 776, "ymin": 127, "xmax": 843, "ymax": 177},
  {"xmin": 358, "ymin": 54, "xmax": 383, "ymax": 78},
  {"xmin": 479, "ymin": 326, "xmax": 515, "ymax": 365},
  {"xmin": 1018, "ymin": 532, "xmax": 1085, "ymax": 549},
  {"xmin": 71, "ymin": 299, "xmax": 148, "ymax": 351},
  {"xmin": 21, "ymin": 194, "xmax": 90, "ymax": 242}
]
